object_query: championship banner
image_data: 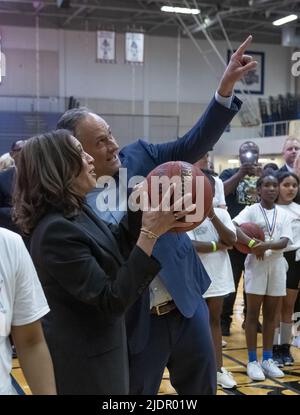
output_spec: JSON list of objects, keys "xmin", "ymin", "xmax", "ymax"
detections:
[
  {"xmin": 125, "ymin": 32, "xmax": 144, "ymax": 64},
  {"xmin": 97, "ymin": 30, "xmax": 116, "ymax": 63}
]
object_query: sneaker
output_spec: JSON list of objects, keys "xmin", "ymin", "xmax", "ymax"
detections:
[
  {"xmin": 261, "ymin": 359, "xmax": 285, "ymax": 378},
  {"xmin": 217, "ymin": 367, "xmax": 237, "ymax": 389},
  {"xmin": 222, "ymin": 339, "xmax": 227, "ymax": 348},
  {"xmin": 281, "ymin": 344, "xmax": 294, "ymax": 366},
  {"xmin": 247, "ymin": 361, "xmax": 265, "ymax": 381},
  {"xmin": 272, "ymin": 345, "xmax": 284, "ymax": 368},
  {"xmin": 292, "ymin": 335, "xmax": 300, "ymax": 348},
  {"xmin": 221, "ymin": 321, "xmax": 231, "ymax": 337}
]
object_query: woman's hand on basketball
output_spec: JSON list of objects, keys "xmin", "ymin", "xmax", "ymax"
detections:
[{"xmin": 141, "ymin": 183, "xmax": 196, "ymax": 237}]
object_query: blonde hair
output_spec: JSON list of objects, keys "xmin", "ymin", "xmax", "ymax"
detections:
[
  {"xmin": 283, "ymin": 136, "xmax": 300, "ymax": 151},
  {"xmin": 0, "ymin": 152, "xmax": 14, "ymax": 171}
]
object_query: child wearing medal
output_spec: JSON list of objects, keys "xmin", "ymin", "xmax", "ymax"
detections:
[
  {"xmin": 273, "ymin": 172, "xmax": 300, "ymax": 367},
  {"xmin": 233, "ymin": 173, "xmax": 293, "ymax": 381}
]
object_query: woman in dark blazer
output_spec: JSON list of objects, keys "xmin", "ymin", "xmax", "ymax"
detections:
[{"xmin": 13, "ymin": 130, "xmax": 191, "ymax": 395}]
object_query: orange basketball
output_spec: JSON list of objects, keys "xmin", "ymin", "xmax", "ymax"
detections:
[
  {"xmin": 234, "ymin": 222, "xmax": 265, "ymax": 254},
  {"xmin": 146, "ymin": 161, "xmax": 213, "ymax": 232}
]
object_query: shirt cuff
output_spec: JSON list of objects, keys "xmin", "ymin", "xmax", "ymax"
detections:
[{"xmin": 215, "ymin": 91, "xmax": 233, "ymax": 109}]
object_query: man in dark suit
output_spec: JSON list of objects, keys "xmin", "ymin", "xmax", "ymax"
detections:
[
  {"xmin": 278, "ymin": 136, "xmax": 300, "ymax": 174},
  {"xmin": 57, "ymin": 36, "xmax": 257, "ymax": 394}
]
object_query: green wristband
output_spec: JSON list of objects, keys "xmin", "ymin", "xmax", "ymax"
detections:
[
  {"xmin": 211, "ymin": 241, "xmax": 217, "ymax": 252},
  {"xmin": 248, "ymin": 239, "xmax": 256, "ymax": 248}
]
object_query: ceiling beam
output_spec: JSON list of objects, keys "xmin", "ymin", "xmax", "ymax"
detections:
[{"xmin": 62, "ymin": 5, "xmax": 87, "ymax": 27}]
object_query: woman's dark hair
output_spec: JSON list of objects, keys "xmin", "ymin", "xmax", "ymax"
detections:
[
  {"xmin": 256, "ymin": 172, "xmax": 278, "ymax": 189},
  {"xmin": 277, "ymin": 171, "xmax": 300, "ymax": 186},
  {"xmin": 13, "ymin": 129, "xmax": 84, "ymax": 234}
]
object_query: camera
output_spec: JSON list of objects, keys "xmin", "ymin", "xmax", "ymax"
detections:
[{"xmin": 242, "ymin": 151, "xmax": 257, "ymax": 164}]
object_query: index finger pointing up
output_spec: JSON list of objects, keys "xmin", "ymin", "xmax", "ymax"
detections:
[{"xmin": 235, "ymin": 35, "xmax": 252, "ymax": 57}]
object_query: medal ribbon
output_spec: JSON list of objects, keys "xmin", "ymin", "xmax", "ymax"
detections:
[{"xmin": 259, "ymin": 204, "xmax": 277, "ymax": 240}]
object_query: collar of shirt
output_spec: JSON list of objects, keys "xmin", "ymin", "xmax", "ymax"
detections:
[{"xmin": 286, "ymin": 164, "xmax": 294, "ymax": 173}]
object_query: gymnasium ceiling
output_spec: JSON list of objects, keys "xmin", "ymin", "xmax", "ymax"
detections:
[{"xmin": 0, "ymin": 0, "xmax": 300, "ymax": 44}]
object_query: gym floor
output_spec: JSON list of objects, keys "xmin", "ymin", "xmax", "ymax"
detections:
[
  {"xmin": 159, "ymin": 285, "xmax": 300, "ymax": 396},
  {"xmin": 12, "ymin": 284, "xmax": 300, "ymax": 396}
]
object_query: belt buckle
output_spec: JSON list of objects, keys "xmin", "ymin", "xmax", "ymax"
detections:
[{"xmin": 155, "ymin": 301, "xmax": 170, "ymax": 316}]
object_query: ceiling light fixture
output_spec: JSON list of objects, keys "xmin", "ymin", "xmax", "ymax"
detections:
[
  {"xmin": 272, "ymin": 14, "xmax": 298, "ymax": 26},
  {"xmin": 161, "ymin": 6, "xmax": 200, "ymax": 15}
]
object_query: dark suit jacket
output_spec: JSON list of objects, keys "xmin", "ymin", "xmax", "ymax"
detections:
[
  {"xmin": 119, "ymin": 96, "xmax": 243, "ymax": 354},
  {"xmin": 30, "ymin": 205, "xmax": 161, "ymax": 395},
  {"xmin": 278, "ymin": 165, "xmax": 289, "ymax": 173}
]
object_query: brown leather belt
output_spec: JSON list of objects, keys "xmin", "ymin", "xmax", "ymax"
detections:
[{"xmin": 150, "ymin": 300, "xmax": 177, "ymax": 316}]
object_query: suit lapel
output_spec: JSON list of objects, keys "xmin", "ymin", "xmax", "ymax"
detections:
[{"xmin": 74, "ymin": 207, "xmax": 123, "ymax": 265}]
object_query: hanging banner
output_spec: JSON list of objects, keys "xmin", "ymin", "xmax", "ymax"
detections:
[
  {"xmin": 125, "ymin": 32, "xmax": 144, "ymax": 64},
  {"xmin": 97, "ymin": 30, "xmax": 116, "ymax": 63}
]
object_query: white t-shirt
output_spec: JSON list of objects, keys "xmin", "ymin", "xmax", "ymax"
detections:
[
  {"xmin": 187, "ymin": 208, "xmax": 235, "ymax": 298},
  {"xmin": 233, "ymin": 203, "xmax": 294, "ymax": 258},
  {"xmin": 0, "ymin": 228, "xmax": 49, "ymax": 395},
  {"xmin": 277, "ymin": 202, "xmax": 300, "ymax": 254},
  {"xmin": 213, "ymin": 176, "xmax": 226, "ymax": 208}
]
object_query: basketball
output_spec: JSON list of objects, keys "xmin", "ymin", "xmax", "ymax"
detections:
[
  {"xmin": 234, "ymin": 222, "xmax": 265, "ymax": 254},
  {"xmin": 146, "ymin": 161, "xmax": 213, "ymax": 232}
]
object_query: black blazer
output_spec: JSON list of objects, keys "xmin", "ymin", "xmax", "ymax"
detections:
[
  {"xmin": 30, "ymin": 205, "xmax": 161, "ymax": 395},
  {"xmin": 278, "ymin": 165, "xmax": 289, "ymax": 173}
]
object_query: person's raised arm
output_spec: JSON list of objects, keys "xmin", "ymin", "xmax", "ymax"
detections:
[
  {"xmin": 146, "ymin": 36, "xmax": 257, "ymax": 165},
  {"xmin": 217, "ymin": 35, "xmax": 257, "ymax": 98}
]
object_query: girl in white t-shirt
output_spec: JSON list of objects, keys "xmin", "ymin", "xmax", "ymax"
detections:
[
  {"xmin": 0, "ymin": 228, "xmax": 56, "ymax": 395},
  {"xmin": 233, "ymin": 173, "xmax": 293, "ymax": 382},
  {"xmin": 188, "ymin": 173, "xmax": 237, "ymax": 389},
  {"xmin": 273, "ymin": 172, "xmax": 300, "ymax": 367}
]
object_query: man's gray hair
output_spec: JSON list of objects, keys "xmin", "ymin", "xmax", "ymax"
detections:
[{"xmin": 56, "ymin": 107, "xmax": 91, "ymax": 139}]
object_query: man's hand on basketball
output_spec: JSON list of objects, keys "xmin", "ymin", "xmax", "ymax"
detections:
[{"xmin": 218, "ymin": 35, "xmax": 257, "ymax": 98}]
